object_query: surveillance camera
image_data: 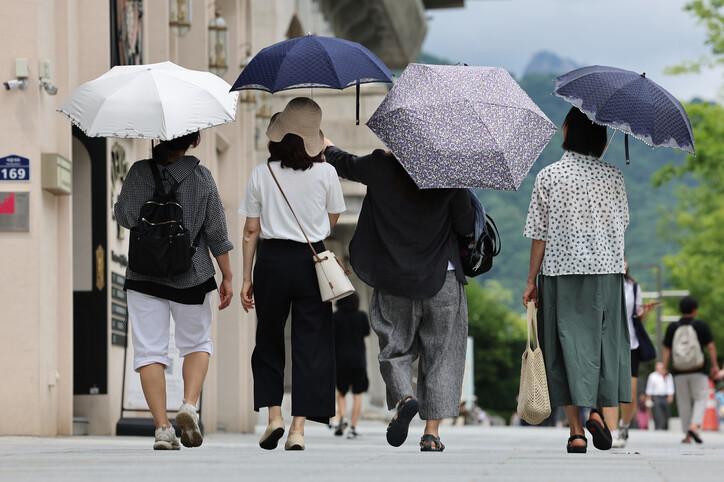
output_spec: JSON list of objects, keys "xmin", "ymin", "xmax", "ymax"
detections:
[
  {"xmin": 3, "ymin": 79, "xmax": 28, "ymax": 90},
  {"xmin": 39, "ymin": 80, "xmax": 57, "ymax": 95}
]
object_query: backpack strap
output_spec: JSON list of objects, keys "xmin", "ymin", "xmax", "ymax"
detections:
[
  {"xmin": 633, "ymin": 282, "xmax": 639, "ymax": 308},
  {"xmin": 148, "ymin": 160, "xmax": 167, "ymax": 197}
]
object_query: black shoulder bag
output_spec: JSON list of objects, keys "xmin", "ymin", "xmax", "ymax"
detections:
[{"xmin": 632, "ymin": 282, "xmax": 657, "ymax": 362}]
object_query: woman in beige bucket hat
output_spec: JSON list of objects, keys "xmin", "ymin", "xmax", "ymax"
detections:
[{"xmin": 239, "ymin": 97, "xmax": 346, "ymax": 451}]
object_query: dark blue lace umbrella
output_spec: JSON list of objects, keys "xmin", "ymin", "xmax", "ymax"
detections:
[
  {"xmin": 553, "ymin": 65, "xmax": 695, "ymax": 162},
  {"xmin": 230, "ymin": 35, "xmax": 393, "ymax": 124}
]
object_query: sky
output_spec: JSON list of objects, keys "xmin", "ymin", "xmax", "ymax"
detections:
[{"xmin": 422, "ymin": 0, "xmax": 724, "ymax": 102}]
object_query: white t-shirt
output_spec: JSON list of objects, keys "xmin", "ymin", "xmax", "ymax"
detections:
[
  {"xmin": 624, "ymin": 279, "xmax": 642, "ymax": 350},
  {"xmin": 239, "ymin": 161, "xmax": 345, "ymax": 243}
]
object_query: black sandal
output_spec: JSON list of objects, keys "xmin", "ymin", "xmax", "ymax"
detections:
[
  {"xmin": 585, "ymin": 408, "xmax": 612, "ymax": 450},
  {"xmin": 420, "ymin": 434, "xmax": 445, "ymax": 452},
  {"xmin": 386, "ymin": 397, "xmax": 419, "ymax": 447},
  {"xmin": 566, "ymin": 434, "xmax": 587, "ymax": 453}
]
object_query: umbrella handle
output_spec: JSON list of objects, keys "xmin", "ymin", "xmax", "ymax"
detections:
[
  {"xmin": 356, "ymin": 84, "xmax": 360, "ymax": 126},
  {"xmin": 600, "ymin": 130, "xmax": 616, "ymax": 159},
  {"xmin": 625, "ymin": 134, "xmax": 630, "ymax": 164}
]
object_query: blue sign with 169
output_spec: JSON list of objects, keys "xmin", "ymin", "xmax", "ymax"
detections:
[{"xmin": 0, "ymin": 155, "xmax": 30, "ymax": 181}]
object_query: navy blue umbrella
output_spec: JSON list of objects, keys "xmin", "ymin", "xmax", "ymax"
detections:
[
  {"xmin": 553, "ymin": 65, "xmax": 695, "ymax": 162},
  {"xmin": 230, "ymin": 35, "xmax": 393, "ymax": 124}
]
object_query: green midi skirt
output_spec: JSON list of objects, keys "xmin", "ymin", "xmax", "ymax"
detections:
[{"xmin": 538, "ymin": 274, "xmax": 631, "ymax": 408}]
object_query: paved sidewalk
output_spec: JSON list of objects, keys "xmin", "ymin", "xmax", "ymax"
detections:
[{"xmin": 1, "ymin": 422, "xmax": 722, "ymax": 481}]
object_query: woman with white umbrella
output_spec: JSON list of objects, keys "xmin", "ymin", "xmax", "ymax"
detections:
[{"xmin": 114, "ymin": 132, "xmax": 234, "ymax": 450}]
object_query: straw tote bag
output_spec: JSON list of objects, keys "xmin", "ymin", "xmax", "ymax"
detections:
[
  {"xmin": 517, "ymin": 301, "xmax": 551, "ymax": 425},
  {"xmin": 267, "ymin": 163, "xmax": 355, "ymax": 303}
]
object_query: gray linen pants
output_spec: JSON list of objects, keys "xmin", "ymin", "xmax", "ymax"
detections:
[
  {"xmin": 369, "ymin": 271, "xmax": 468, "ymax": 420},
  {"xmin": 673, "ymin": 372, "xmax": 708, "ymax": 433}
]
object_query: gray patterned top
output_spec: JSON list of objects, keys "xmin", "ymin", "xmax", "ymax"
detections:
[
  {"xmin": 114, "ymin": 155, "xmax": 233, "ymax": 289},
  {"xmin": 523, "ymin": 151, "xmax": 628, "ymax": 276}
]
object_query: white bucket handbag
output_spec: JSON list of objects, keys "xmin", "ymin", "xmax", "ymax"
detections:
[{"xmin": 267, "ymin": 163, "xmax": 355, "ymax": 303}]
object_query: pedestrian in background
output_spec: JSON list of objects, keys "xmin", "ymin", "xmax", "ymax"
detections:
[
  {"xmin": 324, "ymin": 138, "xmax": 475, "ymax": 452},
  {"xmin": 645, "ymin": 361, "xmax": 675, "ymax": 430},
  {"xmin": 239, "ymin": 98, "xmax": 346, "ymax": 451},
  {"xmin": 332, "ymin": 292, "xmax": 370, "ymax": 439},
  {"xmin": 523, "ymin": 106, "xmax": 631, "ymax": 454},
  {"xmin": 114, "ymin": 132, "xmax": 234, "ymax": 451},
  {"xmin": 612, "ymin": 259, "xmax": 658, "ymax": 447},
  {"xmin": 661, "ymin": 295, "xmax": 720, "ymax": 444}
]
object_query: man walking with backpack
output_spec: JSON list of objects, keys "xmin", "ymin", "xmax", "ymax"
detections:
[{"xmin": 661, "ymin": 296, "xmax": 720, "ymax": 444}]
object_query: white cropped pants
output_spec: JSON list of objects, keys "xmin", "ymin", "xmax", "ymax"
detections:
[{"xmin": 127, "ymin": 290, "xmax": 213, "ymax": 372}]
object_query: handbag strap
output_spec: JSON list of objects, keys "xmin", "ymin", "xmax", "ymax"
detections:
[
  {"xmin": 526, "ymin": 301, "xmax": 541, "ymax": 350},
  {"xmin": 266, "ymin": 162, "xmax": 322, "ymax": 261}
]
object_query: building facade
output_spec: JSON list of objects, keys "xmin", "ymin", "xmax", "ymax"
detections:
[{"xmin": 0, "ymin": 0, "xmax": 461, "ymax": 436}]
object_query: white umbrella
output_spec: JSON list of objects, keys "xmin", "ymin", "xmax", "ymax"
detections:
[{"xmin": 58, "ymin": 61, "xmax": 238, "ymax": 140}]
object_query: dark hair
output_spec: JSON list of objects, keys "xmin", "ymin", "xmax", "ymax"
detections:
[
  {"xmin": 679, "ymin": 295, "xmax": 698, "ymax": 315},
  {"xmin": 561, "ymin": 107, "xmax": 607, "ymax": 158},
  {"xmin": 268, "ymin": 133, "xmax": 323, "ymax": 171},
  {"xmin": 152, "ymin": 131, "xmax": 201, "ymax": 164},
  {"xmin": 624, "ymin": 254, "xmax": 635, "ymax": 283},
  {"xmin": 335, "ymin": 292, "xmax": 360, "ymax": 312}
]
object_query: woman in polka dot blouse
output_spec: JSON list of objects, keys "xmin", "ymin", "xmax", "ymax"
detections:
[{"xmin": 522, "ymin": 106, "xmax": 630, "ymax": 454}]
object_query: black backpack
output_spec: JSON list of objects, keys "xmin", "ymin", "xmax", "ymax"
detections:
[
  {"xmin": 128, "ymin": 160, "xmax": 200, "ymax": 277},
  {"xmin": 459, "ymin": 214, "xmax": 501, "ymax": 277}
]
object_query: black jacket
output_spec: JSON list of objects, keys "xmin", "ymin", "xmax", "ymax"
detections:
[{"xmin": 325, "ymin": 146, "xmax": 475, "ymax": 299}]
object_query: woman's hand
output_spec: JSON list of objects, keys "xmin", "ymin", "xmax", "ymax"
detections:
[
  {"xmin": 218, "ymin": 278, "xmax": 233, "ymax": 310},
  {"xmin": 241, "ymin": 279, "xmax": 255, "ymax": 313},
  {"xmin": 523, "ymin": 281, "xmax": 538, "ymax": 308}
]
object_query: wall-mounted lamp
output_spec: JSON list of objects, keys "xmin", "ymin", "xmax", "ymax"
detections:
[
  {"xmin": 170, "ymin": 0, "xmax": 193, "ymax": 36},
  {"xmin": 238, "ymin": 46, "xmax": 255, "ymax": 108},
  {"xmin": 208, "ymin": 10, "xmax": 228, "ymax": 77},
  {"xmin": 38, "ymin": 60, "xmax": 57, "ymax": 95},
  {"xmin": 4, "ymin": 58, "xmax": 29, "ymax": 91}
]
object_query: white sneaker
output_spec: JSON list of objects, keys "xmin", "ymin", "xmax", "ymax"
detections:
[
  {"xmin": 153, "ymin": 425, "xmax": 180, "ymax": 450},
  {"xmin": 176, "ymin": 399, "xmax": 203, "ymax": 448},
  {"xmin": 611, "ymin": 429, "xmax": 627, "ymax": 448}
]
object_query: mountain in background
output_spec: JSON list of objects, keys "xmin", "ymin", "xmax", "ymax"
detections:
[{"xmin": 523, "ymin": 51, "xmax": 581, "ymax": 77}]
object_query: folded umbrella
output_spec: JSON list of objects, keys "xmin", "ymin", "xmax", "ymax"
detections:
[
  {"xmin": 366, "ymin": 63, "xmax": 557, "ymax": 190},
  {"xmin": 58, "ymin": 61, "xmax": 238, "ymax": 140},
  {"xmin": 553, "ymin": 65, "xmax": 695, "ymax": 162},
  {"xmin": 230, "ymin": 34, "xmax": 393, "ymax": 124}
]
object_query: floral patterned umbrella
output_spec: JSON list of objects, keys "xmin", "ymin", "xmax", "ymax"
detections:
[{"xmin": 366, "ymin": 63, "xmax": 557, "ymax": 190}]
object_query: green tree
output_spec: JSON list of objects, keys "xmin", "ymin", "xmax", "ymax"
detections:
[
  {"xmin": 651, "ymin": 0, "xmax": 724, "ymax": 355},
  {"xmin": 653, "ymin": 101, "xmax": 724, "ymax": 353},
  {"xmin": 465, "ymin": 280, "xmax": 526, "ymax": 421}
]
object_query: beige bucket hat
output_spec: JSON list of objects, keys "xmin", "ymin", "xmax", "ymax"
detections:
[{"xmin": 266, "ymin": 97, "xmax": 325, "ymax": 156}]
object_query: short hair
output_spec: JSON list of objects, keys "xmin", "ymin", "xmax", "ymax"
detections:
[
  {"xmin": 268, "ymin": 133, "xmax": 324, "ymax": 171},
  {"xmin": 679, "ymin": 295, "xmax": 698, "ymax": 315},
  {"xmin": 152, "ymin": 131, "xmax": 201, "ymax": 163},
  {"xmin": 335, "ymin": 292, "xmax": 360, "ymax": 312},
  {"xmin": 561, "ymin": 107, "xmax": 607, "ymax": 158}
]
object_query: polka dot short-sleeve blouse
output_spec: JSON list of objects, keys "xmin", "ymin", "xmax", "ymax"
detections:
[{"xmin": 523, "ymin": 151, "xmax": 629, "ymax": 276}]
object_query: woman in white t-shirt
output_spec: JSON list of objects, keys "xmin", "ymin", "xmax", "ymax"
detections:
[{"xmin": 238, "ymin": 98, "xmax": 345, "ymax": 452}]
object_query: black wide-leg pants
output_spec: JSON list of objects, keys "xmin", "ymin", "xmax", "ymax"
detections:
[{"xmin": 251, "ymin": 239, "xmax": 335, "ymax": 423}]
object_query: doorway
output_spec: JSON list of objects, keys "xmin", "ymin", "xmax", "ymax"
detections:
[{"xmin": 72, "ymin": 126, "xmax": 108, "ymax": 394}]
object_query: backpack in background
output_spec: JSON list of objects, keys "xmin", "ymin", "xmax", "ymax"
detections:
[
  {"xmin": 128, "ymin": 160, "xmax": 200, "ymax": 278},
  {"xmin": 459, "ymin": 189, "xmax": 501, "ymax": 277},
  {"xmin": 672, "ymin": 320, "xmax": 705, "ymax": 371}
]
